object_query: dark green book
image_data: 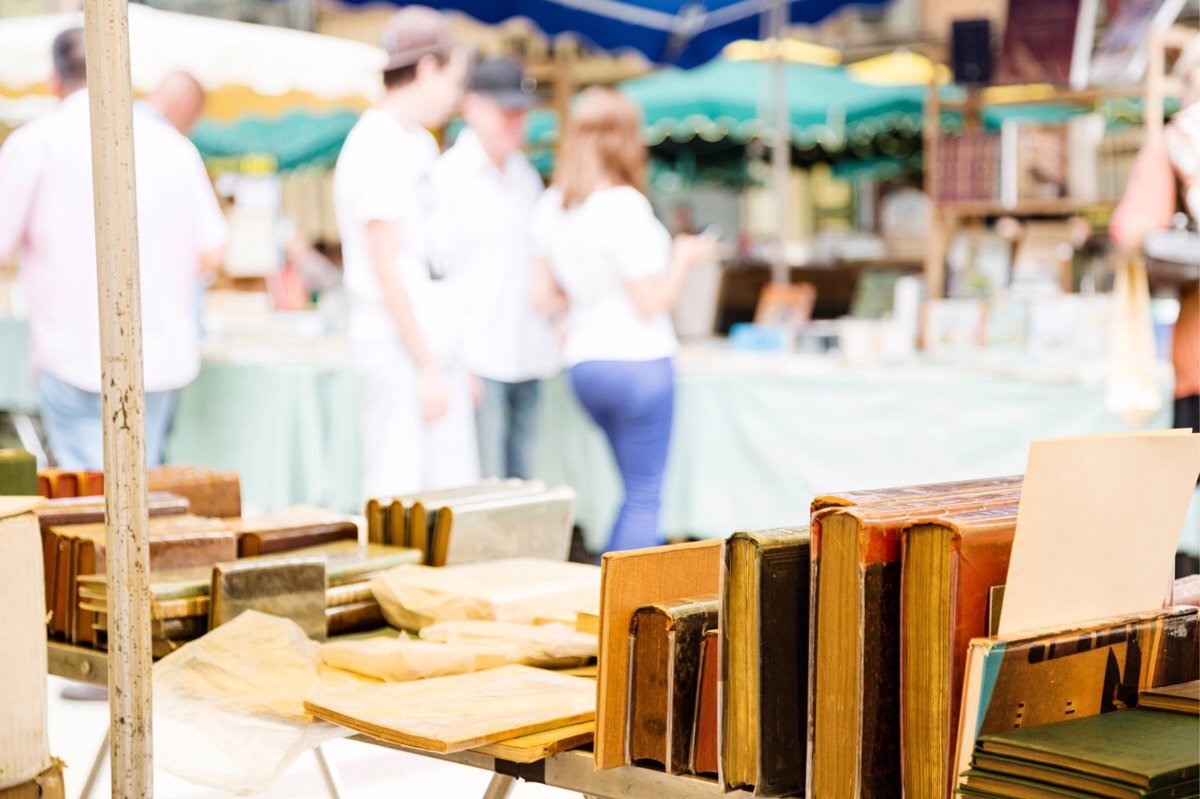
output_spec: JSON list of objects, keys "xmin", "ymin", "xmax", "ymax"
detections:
[
  {"xmin": 973, "ymin": 752, "xmax": 1199, "ymax": 799},
  {"xmin": 0, "ymin": 449, "xmax": 37, "ymax": 495},
  {"xmin": 963, "ymin": 768, "xmax": 1199, "ymax": 799},
  {"xmin": 977, "ymin": 709, "xmax": 1200, "ymax": 790}
]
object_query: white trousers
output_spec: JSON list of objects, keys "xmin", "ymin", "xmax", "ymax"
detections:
[{"xmin": 354, "ymin": 341, "xmax": 480, "ymax": 500}]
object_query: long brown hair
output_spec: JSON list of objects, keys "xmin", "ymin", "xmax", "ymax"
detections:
[{"xmin": 553, "ymin": 86, "xmax": 648, "ymax": 208}]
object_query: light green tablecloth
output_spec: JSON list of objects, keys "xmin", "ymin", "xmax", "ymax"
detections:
[
  {"xmin": 0, "ymin": 317, "xmax": 37, "ymax": 414},
  {"xmin": 537, "ymin": 353, "xmax": 1179, "ymax": 550},
  {"xmin": 166, "ymin": 358, "xmax": 362, "ymax": 516}
]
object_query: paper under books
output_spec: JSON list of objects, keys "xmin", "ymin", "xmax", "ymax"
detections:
[
  {"xmin": 370, "ymin": 558, "xmax": 600, "ymax": 632},
  {"xmin": 304, "ymin": 665, "xmax": 596, "ymax": 753}
]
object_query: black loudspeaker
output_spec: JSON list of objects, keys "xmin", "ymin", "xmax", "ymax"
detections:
[{"xmin": 951, "ymin": 19, "xmax": 993, "ymax": 85}]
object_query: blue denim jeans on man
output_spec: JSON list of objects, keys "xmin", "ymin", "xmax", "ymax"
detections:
[
  {"xmin": 38, "ymin": 372, "xmax": 177, "ymax": 470},
  {"xmin": 476, "ymin": 377, "xmax": 541, "ymax": 480}
]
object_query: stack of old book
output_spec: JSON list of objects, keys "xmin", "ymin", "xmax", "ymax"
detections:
[
  {"xmin": 959, "ymin": 705, "xmax": 1200, "ymax": 799},
  {"xmin": 79, "ymin": 540, "xmax": 420, "ymax": 654},
  {"xmin": 365, "ymin": 480, "xmax": 575, "ymax": 566}
]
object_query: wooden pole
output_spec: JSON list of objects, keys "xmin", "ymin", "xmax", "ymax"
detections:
[
  {"xmin": 81, "ymin": 0, "xmax": 154, "ymax": 795},
  {"xmin": 768, "ymin": 0, "xmax": 790, "ymax": 285}
]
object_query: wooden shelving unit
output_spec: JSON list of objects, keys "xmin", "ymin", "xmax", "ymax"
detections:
[{"xmin": 921, "ymin": 25, "xmax": 1195, "ymax": 298}]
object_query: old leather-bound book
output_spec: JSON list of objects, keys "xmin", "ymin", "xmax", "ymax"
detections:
[
  {"xmin": 626, "ymin": 595, "xmax": 718, "ymax": 773},
  {"xmin": 147, "ymin": 466, "xmax": 241, "ymax": 518},
  {"xmin": 431, "ymin": 486, "xmax": 575, "ymax": 567},
  {"xmin": 325, "ymin": 599, "xmax": 386, "ymax": 636},
  {"xmin": 61, "ymin": 515, "xmax": 238, "ymax": 645},
  {"xmin": 235, "ymin": 507, "xmax": 358, "ymax": 557},
  {"xmin": 210, "ymin": 559, "xmax": 326, "ymax": 640},
  {"xmin": 691, "ymin": 628, "xmax": 719, "ymax": 776},
  {"xmin": 809, "ymin": 484, "xmax": 1021, "ymax": 799},
  {"xmin": 900, "ymin": 505, "xmax": 1019, "ymax": 799},
  {"xmin": 37, "ymin": 492, "xmax": 189, "ymax": 619},
  {"xmin": 721, "ymin": 527, "xmax": 810, "ymax": 796},
  {"xmin": 0, "ymin": 448, "xmax": 37, "ymax": 495}
]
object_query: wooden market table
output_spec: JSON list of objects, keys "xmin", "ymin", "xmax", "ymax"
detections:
[{"xmin": 48, "ymin": 641, "xmax": 751, "ymax": 799}]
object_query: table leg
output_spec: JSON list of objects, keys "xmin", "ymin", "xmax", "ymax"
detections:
[
  {"xmin": 482, "ymin": 774, "xmax": 517, "ymax": 799},
  {"xmin": 80, "ymin": 730, "xmax": 109, "ymax": 799},
  {"xmin": 314, "ymin": 745, "xmax": 347, "ymax": 799}
]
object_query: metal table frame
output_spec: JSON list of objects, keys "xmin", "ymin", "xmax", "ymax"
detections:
[{"xmin": 49, "ymin": 642, "xmax": 750, "ymax": 799}]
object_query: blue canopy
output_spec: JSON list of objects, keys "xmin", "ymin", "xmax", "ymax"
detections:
[{"xmin": 362, "ymin": 0, "xmax": 888, "ymax": 68}]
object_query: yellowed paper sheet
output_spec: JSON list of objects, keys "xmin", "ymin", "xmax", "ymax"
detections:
[{"xmin": 999, "ymin": 430, "xmax": 1200, "ymax": 636}]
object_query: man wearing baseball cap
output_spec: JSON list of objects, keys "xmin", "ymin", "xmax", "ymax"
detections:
[
  {"xmin": 334, "ymin": 7, "xmax": 477, "ymax": 497},
  {"xmin": 429, "ymin": 57, "xmax": 559, "ymax": 481}
]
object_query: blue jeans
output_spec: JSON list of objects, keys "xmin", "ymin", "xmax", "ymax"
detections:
[
  {"xmin": 569, "ymin": 358, "xmax": 674, "ymax": 553},
  {"xmin": 476, "ymin": 378, "xmax": 541, "ymax": 480},
  {"xmin": 39, "ymin": 373, "xmax": 177, "ymax": 470}
]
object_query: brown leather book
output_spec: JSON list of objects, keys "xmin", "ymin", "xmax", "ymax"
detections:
[
  {"xmin": 720, "ymin": 528, "xmax": 810, "ymax": 796},
  {"xmin": 325, "ymin": 599, "xmax": 386, "ymax": 636},
  {"xmin": 627, "ymin": 595, "xmax": 718, "ymax": 773},
  {"xmin": 365, "ymin": 499, "xmax": 387, "ymax": 545},
  {"xmin": 37, "ymin": 493, "xmax": 189, "ymax": 626},
  {"xmin": 147, "ymin": 466, "xmax": 241, "ymax": 518},
  {"xmin": 809, "ymin": 485, "xmax": 1022, "ymax": 799},
  {"xmin": 60, "ymin": 516, "xmax": 237, "ymax": 645},
  {"xmin": 235, "ymin": 510, "xmax": 358, "ymax": 557},
  {"xmin": 691, "ymin": 628, "xmax": 719, "ymax": 776},
  {"xmin": 901, "ymin": 505, "xmax": 1019, "ymax": 799}
]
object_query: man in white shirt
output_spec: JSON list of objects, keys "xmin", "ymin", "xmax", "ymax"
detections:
[
  {"xmin": 0, "ymin": 29, "xmax": 227, "ymax": 470},
  {"xmin": 334, "ymin": 8, "xmax": 474, "ymax": 497},
  {"xmin": 429, "ymin": 58, "xmax": 558, "ymax": 480}
]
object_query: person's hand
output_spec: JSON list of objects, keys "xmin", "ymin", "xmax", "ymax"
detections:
[
  {"xmin": 673, "ymin": 233, "xmax": 721, "ymax": 269},
  {"xmin": 418, "ymin": 361, "xmax": 451, "ymax": 422}
]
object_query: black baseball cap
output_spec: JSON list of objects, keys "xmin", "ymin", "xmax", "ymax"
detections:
[{"xmin": 468, "ymin": 57, "xmax": 540, "ymax": 110}]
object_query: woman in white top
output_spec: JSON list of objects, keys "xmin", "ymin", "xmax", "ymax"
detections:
[{"xmin": 531, "ymin": 87, "xmax": 717, "ymax": 553}]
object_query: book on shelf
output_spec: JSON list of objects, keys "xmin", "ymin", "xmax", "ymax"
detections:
[
  {"xmin": 1000, "ymin": 121, "xmax": 1070, "ymax": 209},
  {"xmin": 1138, "ymin": 680, "xmax": 1200, "ymax": 716},
  {"xmin": 973, "ymin": 707, "xmax": 1200, "ymax": 792},
  {"xmin": 953, "ymin": 606, "xmax": 1200, "ymax": 791},
  {"xmin": 900, "ymin": 504, "xmax": 1019, "ymax": 799},
  {"xmin": 808, "ymin": 483, "xmax": 1022, "ymax": 799},
  {"xmin": 996, "ymin": 0, "xmax": 1096, "ymax": 87},
  {"xmin": 936, "ymin": 134, "xmax": 1000, "ymax": 204},
  {"xmin": 594, "ymin": 540, "xmax": 721, "ymax": 770},
  {"xmin": 691, "ymin": 628, "xmax": 719, "ymax": 777},
  {"xmin": 626, "ymin": 595, "xmax": 718, "ymax": 774},
  {"xmin": 720, "ymin": 527, "xmax": 810, "ymax": 796}
]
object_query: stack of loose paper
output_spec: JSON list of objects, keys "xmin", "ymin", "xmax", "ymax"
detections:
[
  {"xmin": 304, "ymin": 665, "xmax": 596, "ymax": 753},
  {"xmin": 371, "ymin": 558, "xmax": 600, "ymax": 631}
]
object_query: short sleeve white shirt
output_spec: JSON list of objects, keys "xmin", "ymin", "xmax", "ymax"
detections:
[
  {"xmin": 0, "ymin": 92, "xmax": 228, "ymax": 393},
  {"xmin": 531, "ymin": 186, "xmax": 676, "ymax": 366},
  {"xmin": 334, "ymin": 109, "xmax": 459, "ymax": 359},
  {"xmin": 428, "ymin": 130, "xmax": 558, "ymax": 382}
]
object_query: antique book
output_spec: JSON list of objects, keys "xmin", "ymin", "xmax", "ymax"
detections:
[
  {"xmin": 810, "ymin": 475, "xmax": 1022, "ymax": 513},
  {"xmin": 370, "ymin": 480, "xmax": 532, "ymax": 559},
  {"xmin": 0, "ymin": 449, "xmax": 37, "ymax": 496},
  {"xmin": 626, "ymin": 595, "xmax": 718, "ymax": 773},
  {"xmin": 900, "ymin": 504, "xmax": 1019, "ymax": 799},
  {"xmin": 968, "ymin": 753, "xmax": 1200, "ymax": 799},
  {"xmin": 809, "ymin": 486, "xmax": 1021, "ymax": 799},
  {"xmin": 147, "ymin": 466, "xmax": 241, "ymax": 518},
  {"xmin": 431, "ymin": 486, "xmax": 575, "ymax": 567},
  {"xmin": 365, "ymin": 498, "xmax": 387, "ymax": 545},
  {"xmin": 305, "ymin": 665, "xmax": 596, "ymax": 753},
  {"xmin": 595, "ymin": 540, "xmax": 721, "ymax": 769},
  {"xmin": 976, "ymin": 708, "xmax": 1200, "ymax": 789},
  {"xmin": 234, "ymin": 507, "xmax": 358, "ymax": 557},
  {"xmin": 691, "ymin": 628, "xmax": 719, "ymax": 777},
  {"xmin": 995, "ymin": 0, "xmax": 1092, "ymax": 86},
  {"xmin": 1139, "ymin": 681, "xmax": 1200, "ymax": 716},
  {"xmin": 417, "ymin": 481, "xmax": 548, "ymax": 565},
  {"xmin": 325, "ymin": 582, "xmax": 375, "ymax": 609},
  {"xmin": 721, "ymin": 527, "xmax": 810, "ymax": 796},
  {"xmin": 210, "ymin": 559, "xmax": 327, "ymax": 639},
  {"xmin": 37, "ymin": 492, "xmax": 189, "ymax": 616},
  {"xmin": 58, "ymin": 515, "xmax": 238, "ymax": 645},
  {"xmin": 954, "ymin": 607, "xmax": 1200, "ymax": 791},
  {"xmin": 325, "ymin": 599, "xmax": 385, "ymax": 637}
]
